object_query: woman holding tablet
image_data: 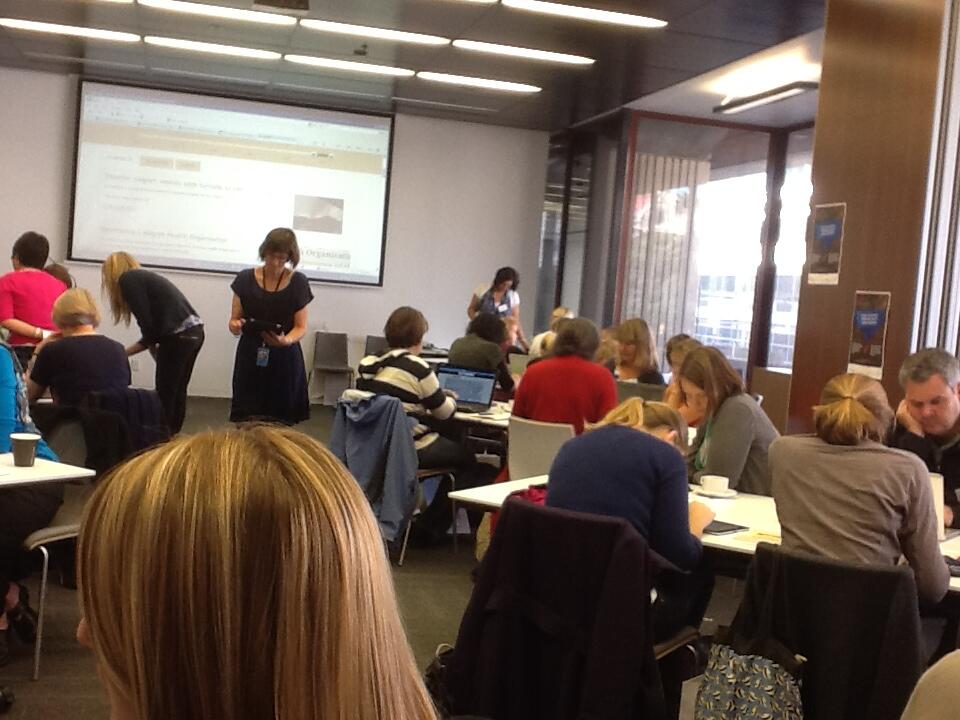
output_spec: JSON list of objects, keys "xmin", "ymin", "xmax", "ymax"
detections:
[
  {"xmin": 228, "ymin": 228, "xmax": 312, "ymax": 425},
  {"xmin": 102, "ymin": 252, "xmax": 203, "ymax": 434}
]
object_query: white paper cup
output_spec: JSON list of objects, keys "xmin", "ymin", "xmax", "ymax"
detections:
[
  {"xmin": 931, "ymin": 473, "xmax": 946, "ymax": 541},
  {"xmin": 10, "ymin": 432, "xmax": 40, "ymax": 468},
  {"xmin": 701, "ymin": 475, "xmax": 730, "ymax": 494}
]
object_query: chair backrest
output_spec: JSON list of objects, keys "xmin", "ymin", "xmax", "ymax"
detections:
[
  {"xmin": 616, "ymin": 381, "xmax": 666, "ymax": 403},
  {"xmin": 729, "ymin": 543, "xmax": 923, "ymax": 720},
  {"xmin": 44, "ymin": 419, "xmax": 87, "ymax": 468},
  {"xmin": 507, "ymin": 416, "xmax": 575, "ymax": 479},
  {"xmin": 313, "ymin": 331, "xmax": 350, "ymax": 370},
  {"xmin": 507, "ymin": 353, "xmax": 530, "ymax": 376},
  {"xmin": 85, "ymin": 387, "xmax": 170, "ymax": 453},
  {"xmin": 364, "ymin": 334, "xmax": 390, "ymax": 357},
  {"xmin": 446, "ymin": 499, "xmax": 664, "ymax": 719}
]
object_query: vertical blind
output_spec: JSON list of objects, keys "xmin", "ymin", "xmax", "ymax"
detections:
[{"xmin": 618, "ymin": 153, "xmax": 710, "ymax": 351}]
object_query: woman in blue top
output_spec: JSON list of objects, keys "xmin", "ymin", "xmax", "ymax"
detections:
[
  {"xmin": 0, "ymin": 342, "xmax": 58, "ymax": 665},
  {"xmin": 467, "ymin": 267, "xmax": 529, "ymax": 351},
  {"xmin": 547, "ymin": 398, "xmax": 715, "ymax": 641}
]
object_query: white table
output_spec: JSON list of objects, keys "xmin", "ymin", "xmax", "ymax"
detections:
[
  {"xmin": 0, "ymin": 455, "xmax": 95, "ymax": 488},
  {"xmin": 450, "ymin": 477, "xmax": 960, "ymax": 593},
  {"xmin": 453, "ymin": 401, "xmax": 512, "ymax": 429}
]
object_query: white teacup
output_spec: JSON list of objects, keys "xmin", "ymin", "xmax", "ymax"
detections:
[{"xmin": 701, "ymin": 475, "xmax": 730, "ymax": 494}]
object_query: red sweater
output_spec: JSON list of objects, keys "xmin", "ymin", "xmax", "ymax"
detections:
[{"xmin": 513, "ymin": 355, "xmax": 618, "ymax": 434}]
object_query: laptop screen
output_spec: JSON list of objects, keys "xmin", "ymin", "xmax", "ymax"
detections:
[{"xmin": 436, "ymin": 365, "xmax": 497, "ymax": 408}]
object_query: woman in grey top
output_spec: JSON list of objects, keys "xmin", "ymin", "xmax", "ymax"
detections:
[
  {"xmin": 770, "ymin": 373, "xmax": 948, "ymax": 606},
  {"xmin": 680, "ymin": 346, "xmax": 779, "ymax": 495}
]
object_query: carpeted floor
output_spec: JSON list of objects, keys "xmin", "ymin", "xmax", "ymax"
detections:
[{"xmin": 1, "ymin": 397, "xmax": 740, "ymax": 718}]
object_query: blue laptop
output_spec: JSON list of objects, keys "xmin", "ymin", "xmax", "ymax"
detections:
[{"xmin": 435, "ymin": 365, "xmax": 497, "ymax": 412}]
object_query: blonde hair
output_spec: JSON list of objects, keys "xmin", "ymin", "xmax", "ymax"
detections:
[
  {"xmin": 52, "ymin": 288, "xmax": 100, "ymax": 328},
  {"xmin": 100, "ymin": 252, "xmax": 141, "ymax": 326},
  {"xmin": 593, "ymin": 397, "xmax": 688, "ymax": 451},
  {"xmin": 616, "ymin": 318, "xmax": 659, "ymax": 374},
  {"xmin": 813, "ymin": 373, "xmax": 893, "ymax": 445},
  {"xmin": 549, "ymin": 306, "xmax": 573, "ymax": 331},
  {"xmin": 78, "ymin": 426, "xmax": 437, "ymax": 720}
]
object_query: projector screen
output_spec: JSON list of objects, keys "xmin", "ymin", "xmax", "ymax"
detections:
[{"xmin": 70, "ymin": 81, "xmax": 393, "ymax": 285}]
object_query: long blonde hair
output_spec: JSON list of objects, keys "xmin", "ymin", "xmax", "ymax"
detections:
[
  {"xmin": 616, "ymin": 318, "xmax": 659, "ymax": 374},
  {"xmin": 813, "ymin": 373, "xmax": 894, "ymax": 445},
  {"xmin": 593, "ymin": 397, "xmax": 688, "ymax": 451},
  {"xmin": 78, "ymin": 426, "xmax": 437, "ymax": 720},
  {"xmin": 100, "ymin": 252, "xmax": 140, "ymax": 326}
]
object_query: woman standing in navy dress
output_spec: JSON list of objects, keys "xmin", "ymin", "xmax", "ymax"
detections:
[{"xmin": 229, "ymin": 228, "xmax": 312, "ymax": 424}]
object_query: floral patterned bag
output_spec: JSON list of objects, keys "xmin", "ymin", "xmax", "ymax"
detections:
[{"xmin": 694, "ymin": 633, "xmax": 804, "ymax": 719}]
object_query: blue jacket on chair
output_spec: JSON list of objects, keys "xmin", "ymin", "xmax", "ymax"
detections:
[{"xmin": 330, "ymin": 392, "xmax": 418, "ymax": 542}]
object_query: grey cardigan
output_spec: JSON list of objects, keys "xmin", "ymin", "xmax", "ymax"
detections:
[{"xmin": 687, "ymin": 393, "xmax": 779, "ymax": 496}]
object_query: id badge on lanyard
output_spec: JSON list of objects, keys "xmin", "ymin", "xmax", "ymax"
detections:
[{"xmin": 256, "ymin": 345, "xmax": 270, "ymax": 367}]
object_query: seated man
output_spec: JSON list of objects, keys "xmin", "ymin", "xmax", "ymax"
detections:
[
  {"xmin": 891, "ymin": 348, "xmax": 960, "ymax": 529},
  {"xmin": 358, "ymin": 306, "xmax": 494, "ymax": 543}
]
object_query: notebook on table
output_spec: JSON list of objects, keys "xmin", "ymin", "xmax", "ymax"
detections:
[{"xmin": 436, "ymin": 365, "xmax": 497, "ymax": 412}]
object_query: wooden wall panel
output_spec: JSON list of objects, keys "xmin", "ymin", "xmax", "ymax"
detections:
[{"xmin": 787, "ymin": 0, "xmax": 947, "ymax": 432}]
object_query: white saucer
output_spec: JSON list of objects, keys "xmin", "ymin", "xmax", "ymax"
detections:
[{"xmin": 694, "ymin": 487, "xmax": 738, "ymax": 499}]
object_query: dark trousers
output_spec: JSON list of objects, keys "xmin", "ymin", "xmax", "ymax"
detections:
[
  {"xmin": 0, "ymin": 486, "xmax": 63, "ymax": 596},
  {"xmin": 416, "ymin": 435, "xmax": 497, "ymax": 540},
  {"xmin": 154, "ymin": 326, "xmax": 204, "ymax": 434}
]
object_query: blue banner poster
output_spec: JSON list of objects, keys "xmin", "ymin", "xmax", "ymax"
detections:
[
  {"xmin": 847, "ymin": 291, "xmax": 891, "ymax": 380},
  {"xmin": 807, "ymin": 202, "xmax": 846, "ymax": 285}
]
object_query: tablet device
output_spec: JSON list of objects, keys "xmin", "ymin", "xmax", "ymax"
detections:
[
  {"xmin": 243, "ymin": 318, "xmax": 283, "ymax": 335},
  {"xmin": 704, "ymin": 520, "xmax": 749, "ymax": 536}
]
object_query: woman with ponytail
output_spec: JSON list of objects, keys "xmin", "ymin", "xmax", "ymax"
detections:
[{"xmin": 770, "ymin": 373, "xmax": 949, "ymax": 605}]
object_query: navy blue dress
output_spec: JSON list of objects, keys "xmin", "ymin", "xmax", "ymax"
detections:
[{"xmin": 230, "ymin": 268, "xmax": 313, "ymax": 425}]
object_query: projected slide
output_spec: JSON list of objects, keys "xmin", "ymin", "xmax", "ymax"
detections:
[{"xmin": 70, "ymin": 82, "xmax": 392, "ymax": 285}]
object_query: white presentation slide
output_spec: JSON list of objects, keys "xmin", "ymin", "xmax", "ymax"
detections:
[{"xmin": 70, "ymin": 81, "xmax": 393, "ymax": 285}]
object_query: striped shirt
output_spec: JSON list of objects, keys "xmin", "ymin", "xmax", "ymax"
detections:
[{"xmin": 357, "ymin": 349, "xmax": 455, "ymax": 450}]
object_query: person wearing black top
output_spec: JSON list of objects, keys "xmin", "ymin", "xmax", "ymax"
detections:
[
  {"xmin": 102, "ymin": 252, "xmax": 204, "ymax": 433},
  {"xmin": 229, "ymin": 228, "xmax": 312, "ymax": 425},
  {"xmin": 27, "ymin": 288, "xmax": 130, "ymax": 405}
]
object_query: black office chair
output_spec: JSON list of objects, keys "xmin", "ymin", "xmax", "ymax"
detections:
[
  {"xmin": 364, "ymin": 334, "xmax": 390, "ymax": 357},
  {"xmin": 703, "ymin": 543, "xmax": 925, "ymax": 720}
]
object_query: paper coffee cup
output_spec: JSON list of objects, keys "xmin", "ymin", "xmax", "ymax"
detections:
[
  {"xmin": 701, "ymin": 475, "xmax": 730, "ymax": 494},
  {"xmin": 10, "ymin": 432, "xmax": 40, "ymax": 468},
  {"xmin": 931, "ymin": 473, "xmax": 946, "ymax": 541}
]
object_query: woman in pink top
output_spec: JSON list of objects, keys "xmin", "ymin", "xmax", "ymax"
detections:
[{"xmin": 0, "ymin": 232, "xmax": 66, "ymax": 368}]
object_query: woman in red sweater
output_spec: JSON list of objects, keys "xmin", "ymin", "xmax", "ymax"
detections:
[{"xmin": 512, "ymin": 317, "xmax": 617, "ymax": 434}]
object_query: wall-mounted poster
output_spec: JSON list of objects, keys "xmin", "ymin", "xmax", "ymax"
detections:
[
  {"xmin": 807, "ymin": 202, "xmax": 846, "ymax": 285},
  {"xmin": 847, "ymin": 291, "xmax": 891, "ymax": 380}
]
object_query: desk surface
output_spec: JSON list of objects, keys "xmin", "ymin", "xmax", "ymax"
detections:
[
  {"xmin": 450, "ymin": 477, "xmax": 960, "ymax": 593},
  {"xmin": 0, "ymin": 455, "xmax": 95, "ymax": 488},
  {"xmin": 453, "ymin": 401, "xmax": 511, "ymax": 429}
]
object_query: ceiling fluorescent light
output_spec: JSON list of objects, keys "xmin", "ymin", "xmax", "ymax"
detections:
[
  {"xmin": 0, "ymin": 18, "xmax": 140, "ymax": 42},
  {"xmin": 299, "ymin": 19, "xmax": 449, "ymax": 46},
  {"xmin": 713, "ymin": 81, "xmax": 818, "ymax": 115},
  {"xmin": 452, "ymin": 39, "xmax": 593, "ymax": 65},
  {"xmin": 139, "ymin": 0, "xmax": 296, "ymax": 25},
  {"xmin": 285, "ymin": 54, "xmax": 414, "ymax": 77},
  {"xmin": 417, "ymin": 71, "xmax": 540, "ymax": 93},
  {"xmin": 501, "ymin": 0, "xmax": 666, "ymax": 28},
  {"xmin": 145, "ymin": 36, "xmax": 280, "ymax": 59}
]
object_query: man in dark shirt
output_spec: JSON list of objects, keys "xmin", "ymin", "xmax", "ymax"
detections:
[{"xmin": 891, "ymin": 348, "xmax": 960, "ymax": 529}]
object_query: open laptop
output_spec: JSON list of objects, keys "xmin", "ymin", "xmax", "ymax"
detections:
[{"xmin": 436, "ymin": 365, "xmax": 497, "ymax": 412}]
